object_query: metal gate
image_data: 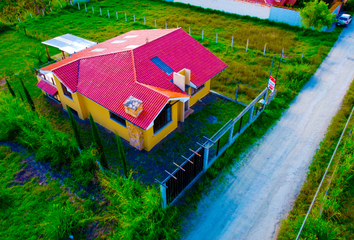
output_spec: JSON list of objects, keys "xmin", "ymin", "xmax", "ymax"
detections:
[{"xmin": 163, "ymin": 147, "xmax": 204, "ymax": 205}]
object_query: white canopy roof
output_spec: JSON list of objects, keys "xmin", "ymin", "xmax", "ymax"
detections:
[{"xmin": 42, "ymin": 34, "xmax": 97, "ymax": 54}]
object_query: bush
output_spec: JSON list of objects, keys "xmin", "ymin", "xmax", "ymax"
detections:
[
  {"xmin": 71, "ymin": 146, "xmax": 98, "ymax": 186},
  {"xmin": 100, "ymin": 174, "xmax": 180, "ymax": 239},
  {"xmin": 44, "ymin": 201, "xmax": 86, "ymax": 240}
]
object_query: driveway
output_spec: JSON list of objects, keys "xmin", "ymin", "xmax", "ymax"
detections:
[{"xmin": 181, "ymin": 24, "xmax": 354, "ymax": 240}]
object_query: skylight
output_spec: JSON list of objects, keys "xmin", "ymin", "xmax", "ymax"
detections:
[
  {"xmin": 151, "ymin": 57, "xmax": 174, "ymax": 75},
  {"xmin": 91, "ymin": 48, "xmax": 106, "ymax": 52},
  {"xmin": 125, "ymin": 45, "xmax": 140, "ymax": 49},
  {"xmin": 123, "ymin": 35, "xmax": 139, "ymax": 39},
  {"xmin": 111, "ymin": 40, "xmax": 126, "ymax": 44}
]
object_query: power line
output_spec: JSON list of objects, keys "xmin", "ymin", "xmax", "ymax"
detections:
[{"xmin": 296, "ymin": 105, "xmax": 354, "ymax": 240}]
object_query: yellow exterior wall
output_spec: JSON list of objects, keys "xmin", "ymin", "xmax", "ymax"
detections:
[
  {"xmin": 51, "ymin": 75, "xmax": 211, "ymax": 151},
  {"xmin": 80, "ymin": 95, "xmax": 130, "ymax": 141},
  {"xmin": 143, "ymin": 102, "xmax": 179, "ymax": 151},
  {"xmin": 190, "ymin": 79, "xmax": 211, "ymax": 107},
  {"xmin": 53, "ymin": 75, "xmax": 86, "ymax": 120}
]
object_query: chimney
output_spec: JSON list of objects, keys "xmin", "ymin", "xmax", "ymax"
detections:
[
  {"xmin": 123, "ymin": 96, "xmax": 143, "ymax": 118},
  {"xmin": 173, "ymin": 68, "xmax": 191, "ymax": 92}
]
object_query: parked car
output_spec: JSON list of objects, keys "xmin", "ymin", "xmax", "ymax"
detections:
[{"xmin": 337, "ymin": 14, "xmax": 352, "ymax": 26}]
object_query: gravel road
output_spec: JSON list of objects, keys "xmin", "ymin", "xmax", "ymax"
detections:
[{"xmin": 181, "ymin": 24, "xmax": 354, "ymax": 240}]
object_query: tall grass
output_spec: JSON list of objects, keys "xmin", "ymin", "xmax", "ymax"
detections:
[
  {"xmin": 0, "ymin": 146, "xmax": 90, "ymax": 239},
  {"xmin": 278, "ymin": 78, "xmax": 354, "ymax": 239},
  {"xmin": 99, "ymin": 173, "xmax": 180, "ymax": 239}
]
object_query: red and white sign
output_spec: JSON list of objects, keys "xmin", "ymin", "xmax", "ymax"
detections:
[{"xmin": 268, "ymin": 76, "xmax": 276, "ymax": 92}]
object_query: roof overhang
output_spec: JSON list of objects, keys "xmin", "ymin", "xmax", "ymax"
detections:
[
  {"xmin": 42, "ymin": 34, "xmax": 97, "ymax": 54},
  {"xmin": 36, "ymin": 80, "xmax": 58, "ymax": 96}
]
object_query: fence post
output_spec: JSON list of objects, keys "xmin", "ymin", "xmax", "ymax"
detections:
[
  {"xmin": 78, "ymin": 2, "xmax": 80, "ymax": 10},
  {"xmin": 203, "ymin": 145, "xmax": 209, "ymax": 172},
  {"xmin": 134, "ymin": 14, "xmax": 135, "ymax": 22},
  {"xmin": 216, "ymin": 32, "xmax": 218, "ymax": 43},
  {"xmin": 30, "ymin": 13, "xmax": 33, "ymax": 18},
  {"xmin": 263, "ymin": 43, "xmax": 266, "ymax": 56},
  {"xmin": 160, "ymin": 185, "xmax": 167, "ymax": 208},
  {"xmin": 144, "ymin": 16, "xmax": 146, "ymax": 25},
  {"xmin": 231, "ymin": 35, "xmax": 234, "ymax": 48},
  {"xmin": 155, "ymin": 18, "xmax": 156, "ymax": 28},
  {"xmin": 100, "ymin": 8, "xmax": 102, "ymax": 16},
  {"xmin": 229, "ymin": 122, "xmax": 235, "ymax": 143},
  {"xmin": 116, "ymin": 11, "xmax": 118, "ymax": 20},
  {"xmin": 235, "ymin": 85, "xmax": 239, "ymax": 101},
  {"xmin": 125, "ymin": 12, "xmax": 127, "ymax": 21},
  {"xmin": 202, "ymin": 29, "xmax": 204, "ymax": 40},
  {"xmin": 108, "ymin": 10, "xmax": 110, "ymax": 18},
  {"xmin": 189, "ymin": 26, "xmax": 191, "ymax": 35},
  {"xmin": 246, "ymin": 39, "xmax": 249, "ymax": 52},
  {"xmin": 177, "ymin": 23, "xmax": 178, "ymax": 28},
  {"xmin": 92, "ymin": 6, "xmax": 94, "ymax": 14},
  {"xmin": 165, "ymin": 20, "xmax": 167, "ymax": 29},
  {"xmin": 85, "ymin": 4, "xmax": 87, "ymax": 12},
  {"xmin": 248, "ymin": 105, "xmax": 254, "ymax": 123}
]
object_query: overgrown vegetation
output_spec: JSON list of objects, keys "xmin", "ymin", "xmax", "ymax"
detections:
[
  {"xmin": 278, "ymin": 78, "xmax": 354, "ymax": 239},
  {"xmin": 0, "ymin": 0, "xmax": 345, "ymax": 238},
  {"xmin": 0, "ymin": 146, "xmax": 91, "ymax": 239}
]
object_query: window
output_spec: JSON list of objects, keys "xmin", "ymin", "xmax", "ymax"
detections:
[
  {"xmin": 110, "ymin": 112, "xmax": 126, "ymax": 127},
  {"xmin": 61, "ymin": 83, "xmax": 72, "ymax": 99},
  {"xmin": 154, "ymin": 104, "xmax": 172, "ymax": 133},
  {"xmin": 151, "ymin": 57, "xmax": 174, "ymax": 75},
  {"xmin": 67, "ymin": 106, "xmax": 78, "ymax": 117},
  {"xmin": 90, "ymin": 48, "xmax": 106, "ymax": 52},
  {"xmin": 191, "ymin": 84, "xmax": 205, "ymax": 96}
]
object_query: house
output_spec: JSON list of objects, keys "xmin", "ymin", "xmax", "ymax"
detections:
[{"xmin": 35, "ymin": 28, "xmax": 227, "ymax": 151}]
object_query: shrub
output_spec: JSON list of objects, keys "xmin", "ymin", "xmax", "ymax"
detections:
[
  {"xmin": 44, "ymin": 201, "xmax": 85, "ymax": 240},
  {"xmin": 71, "ymin": 146, "xmax": 98, "ymax": 186},
  {"xmin": 100, "ymin": 174, "xmax": 180, "ymax": 240}
]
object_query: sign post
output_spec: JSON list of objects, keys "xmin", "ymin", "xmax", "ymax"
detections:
[{"xmin": 268, "ymin": 76, "xmax": 276, "ymax": 92}]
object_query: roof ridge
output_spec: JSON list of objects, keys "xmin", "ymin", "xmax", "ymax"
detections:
[
  {"xmin": 76, "ymin": 59, "xmax": 80, "ymax": 88},
  {"xmin": 131, "ymin": 28, "xmax": 180, "ymax": 52},
  {"xmin": 130, "ymin": 50, "xmax": 137, "ymax": 83},
  {"xmin": 139, "ymin": 83, "xmax": 170, "ymax": 98}
]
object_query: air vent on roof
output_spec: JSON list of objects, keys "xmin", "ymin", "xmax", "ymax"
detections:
[
  {"xmin": 125, "ymin": 45, "xmax": 140, "ymax": 49},
  {"xmin": 111, "ymin": 40, "xmax": 126, "ymax": 44},
  {"xmin": 91, "ymin": 48, "xmax": 106, "ymax": 52},
  {"xmin": 123, "ymin": 35, "xmax": 138, "ymax": 39},
  {"xmin": 151, "ymin": 57, "xmax": 174, "ymax": 75}
]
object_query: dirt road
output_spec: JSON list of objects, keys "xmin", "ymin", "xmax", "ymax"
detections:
[{"xmin": 181, "ymin": 25, "xmax": 354, "ymax": 240}]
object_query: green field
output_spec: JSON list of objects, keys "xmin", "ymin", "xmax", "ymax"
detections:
[{"xmin": 0, "ymin": 0, "xmax": 345, "ymax": 239}]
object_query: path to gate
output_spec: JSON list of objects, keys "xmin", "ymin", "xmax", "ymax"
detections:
[{"xmin": 181, "ymin": 24, "xmax": 354, "ymax": 239}]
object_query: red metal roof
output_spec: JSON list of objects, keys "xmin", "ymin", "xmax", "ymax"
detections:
[
  {"xmin": 46, "ymin": 29, "xmax": 228, "ymax": 130},
  {"xmin": 36, "ymin": 80, "xmax": 58, "ymax": 96}
]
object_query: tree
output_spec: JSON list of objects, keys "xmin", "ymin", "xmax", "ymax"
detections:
[
  {"xmin": 67, "ymin": 107, "xmax": 84, "ymax": 151},
  {"xmin": 300, "ymin": 0, "xmax": 336, "ymax": 31},
  {"xmin": 115, "ymin": 133, "xmax": 129, "ymax": 178},
  {"xmin": 5, "ymin": 77, "xmax": 16, "ymax": 98},
  {"xmin": 89, "ymin": 114, "xmax": 108, "ymax": 169},
  {"xmin": 20, "ymin": 78, "xmax": 36, "ymax": 112}
]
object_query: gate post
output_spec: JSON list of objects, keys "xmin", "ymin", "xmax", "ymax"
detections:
[
  {"xmin": 203, "ymin": 144, "xmax": 209, "ymax": 172},
  {"xmin": 160, "ymin": 184, "xmax": 167, "ymax": 208}
]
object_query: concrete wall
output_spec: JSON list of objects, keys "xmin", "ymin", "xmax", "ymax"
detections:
[
  {"xmin": 174, "ymin": 0, "xmax": 271, "ymax": 19},
  {"xmin": 269, "ymin": 6, "xmax": 302, "ymax": 27}
]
